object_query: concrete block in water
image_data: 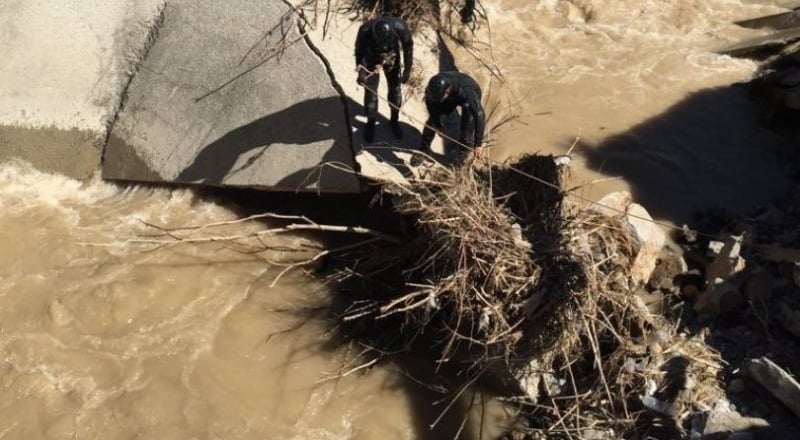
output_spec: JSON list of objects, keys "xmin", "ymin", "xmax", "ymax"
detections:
[
  {"xmin": 0, "ymin": 0, "xmax": 165, "ymax": 178},
  {"xmin": 103, "ymin": 0, "xmax": 360, "ymax": 193}
]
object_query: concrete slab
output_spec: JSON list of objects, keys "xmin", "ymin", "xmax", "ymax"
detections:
[
  {"xmin": 736, "ymin": 9, "xmax": 800, "ymax": 30},
  {"xmin": 103, "ymin": 0, "xmax": 360, "ymax": 192},
  {"xmin": 0, "ymin": 0, "xmax": 165, "ymax": 178},
  {"xmin": 718, "ymin": 27, "xmax": 800, "ymax": 58}
]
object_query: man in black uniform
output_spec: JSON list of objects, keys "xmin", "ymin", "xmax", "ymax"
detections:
[
  {"xmin": 355, "ymin": 16, "xmax": 413, "ymax": 142},
  {"xmin": 416, "ymin": 71, "xmax": 486, "ymax": 164}
]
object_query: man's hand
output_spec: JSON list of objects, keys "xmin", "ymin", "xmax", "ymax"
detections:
[
  {"xmin": 356, "ymin": 65, "xmax": 380, "ymax": 85},
  {"xmin": 473, "ymin": 144, "xmax": 485, "ymax": 160},
  {"xmin": 401, "ymin": 68, "xmax": 411, "ymax": 84}
]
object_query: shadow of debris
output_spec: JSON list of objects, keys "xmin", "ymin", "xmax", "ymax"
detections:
[
  {"xmin": 177, "ymin": 95, "xmax": 419, "ymax": 190},
  {"xmin": 579, "ymin": 82, "xmax": 794, "ymax": 227}
]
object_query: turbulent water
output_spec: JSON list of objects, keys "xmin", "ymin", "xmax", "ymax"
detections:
[
  {"xmin": 467, "ymin": 0, "xmax": 794, "ymax": 224},
  {"xmin": 2, "ymin": 0, "xmax": 797, "ymax": 438}
]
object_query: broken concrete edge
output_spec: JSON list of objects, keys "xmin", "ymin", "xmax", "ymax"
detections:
[
  {"xmin": 100, "ymin": 3, "xmax": 167, "ymax": 169},
  {"xmin": 718, "ymin": 27, "xmax": 800, "ymax": 58},
  {"xmin": 291, "ymin": 2, "xmax": 358, "ymax": 178}
]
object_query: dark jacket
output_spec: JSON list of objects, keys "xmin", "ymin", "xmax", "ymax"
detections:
[
  {"xmin": 354, "ymin": 16, "xmax": 413, "ymax": 71},
  {"xmin": 421, "ymin": 71, "xmax": 486, "ymax": 148}
]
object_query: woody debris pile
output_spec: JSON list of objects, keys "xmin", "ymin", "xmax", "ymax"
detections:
[{"xmin": 329, "ymin": 155, "xmax": 734, "ymax": 439}]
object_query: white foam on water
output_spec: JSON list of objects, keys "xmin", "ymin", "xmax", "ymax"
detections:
[{"xmin": 0, "ymin": 161, "xmax": 112, "ymax": 218}]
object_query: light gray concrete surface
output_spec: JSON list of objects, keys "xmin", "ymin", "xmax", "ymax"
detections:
[
  {"xmin": 0, "ymin": 0, "xmax": 165, "ymax": 178},
  {"xmin": 103, "ymin": 0, "xmax": 360, "ymax": 192}
]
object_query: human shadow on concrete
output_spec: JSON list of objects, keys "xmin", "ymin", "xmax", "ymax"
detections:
[
  {"xmin": 579, "ymin": 82, "xmax": 794, "ymax": 228},
  {"xmin": 437, "ymin": 30, "xmax": 458, "ymax": 73},
  {"xmin": 177, "ymin": 95, "xmax": 420, "ymax": 190}
]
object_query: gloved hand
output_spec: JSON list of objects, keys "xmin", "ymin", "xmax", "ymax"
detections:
[
  {"xmin": 401, "ymin": 68, "xmax": 411, "ymax": 84},
  {"xmin": 473, "ymin": 144, "xmax": 485, "ymax": 159}
]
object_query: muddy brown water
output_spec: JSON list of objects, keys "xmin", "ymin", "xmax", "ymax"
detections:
[{"xmin": 2, "ymin": 0, "xmax": 798, "ymax": 438}]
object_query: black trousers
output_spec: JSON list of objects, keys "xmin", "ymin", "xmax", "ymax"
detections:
[
  {"xmin": 360, "ymin": 56, "xmax": 402, "ymax": 123},
  {"xmin": 458, "ymin": 108, "xmax": 476, "ymax": 147},
  {"xmin": 436, "ymin": 108, "xmax": 476, "ymax": 163}
]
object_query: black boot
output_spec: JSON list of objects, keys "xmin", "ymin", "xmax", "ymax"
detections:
[
  {"xmin": 391, "ymin": 120, "xmax": 403, "ymax": 139},
  {"xmin": 390, "ymin": 110, "xmax": 403, "ymax": 139},
  {"xmin": 364, "ymin": 119, "xmax": 376, "ymax": 143}
]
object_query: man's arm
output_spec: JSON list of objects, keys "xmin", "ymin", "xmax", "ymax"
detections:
[
  {"xmin": 354, "ymin": 23, "xmax": 368, "ymax": 67},
  {"xmin": 395, "ymin": 19, "xmax": 413, "ymax": 83},
  {"xmin": 465, "ymin": 88, "xmax": 486, "ymax": 147},
  {"xmin": 419, "ymin": 102, "xmax": 441, "ymax": 150}
]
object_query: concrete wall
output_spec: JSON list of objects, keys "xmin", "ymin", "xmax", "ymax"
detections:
[{"xmin": 0, "ymin": 0, "xmax": 164, "ymax": 178}]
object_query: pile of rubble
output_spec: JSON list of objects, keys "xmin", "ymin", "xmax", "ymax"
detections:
[{"xmin": 629, "ymin": 184, "xmax": 800, "ymax": 439}]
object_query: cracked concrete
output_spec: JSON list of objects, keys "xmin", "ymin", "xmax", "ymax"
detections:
[
  {"xmin": 103, "ymin": 0, "xmax": 360, "ymax": 192},
  {"xmin": 0, "ymin": 0, "xmax": 165, "ymax": 179}
]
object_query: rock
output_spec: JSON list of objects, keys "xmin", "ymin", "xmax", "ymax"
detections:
[
  {"xmin": 590, "ymin": 191, "xmax": 632, "ymax": 217},
  {"xmin": 777, "ymin": 300, "xmax": 800, "ymax": 339},
  {"xmin": 793, "ymin": 262, "xmax": 800, "ymax": 289},
  {"xmin": 516, "ymin": 370, "xmax": 540, "ymax": 402},
  {"xmin": 682, "ymin": 284, "xmax": 702, "ymax": 302},
  {"xmin": 635, "ymin": 288, "xmax": 665, "ymax": 315},
  {"xmin": 581, "ymin": 428, "xmax": 615, "ymax": 440},
  {"xmin": 743, "ymin": 269, "xmax": 775, "ymax": 305},
  {"xmin": 744, "ymin": 357, "xmax": 800, "ymax": 420},
  {"xmin": 640, "ymin": 394, "xmax": 678, "ymax": 417},
  {"xmin": 682, "ymin": 224, "xmax": 699, "ymax": 243},
  {"xmin": 591, "ymin": 191, "xmax": 666, "ymax": 285},
  {"xmin": 694, "ymin": 279, "xmax": 745, "ymax": 321},
  {"xmin": 702, "ymin": 408, "xmax": 769, "ymax": 437},
  {"xmin": 754, "ymin": 205, "xmax": 785, "ymax": 227},
  {"xmin": 728, "ymin": 378, "xmax": 746, "ymax": 394},
  {"xmin": 627, "ymin": 203, "xmax": 667, "ymax": 285},
  {"xmin": 705, "ymin": 236, "xmax": 747, "ymax": 284},
  {"xmin": 354, "ymin": 149, "xmax": 411, "ymax": 188},
  {"xmin": 541, "ymin": 373, "xmax": 565, "ymax": 397},
  {"xmin": 648, "ymin": 248, "xmax": 689, "ymax": 292}
]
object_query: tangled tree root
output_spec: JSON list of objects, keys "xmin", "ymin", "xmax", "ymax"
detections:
[{"xmin": 330, "ymin": 155, "xmax": 724, "ymax": 438}]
